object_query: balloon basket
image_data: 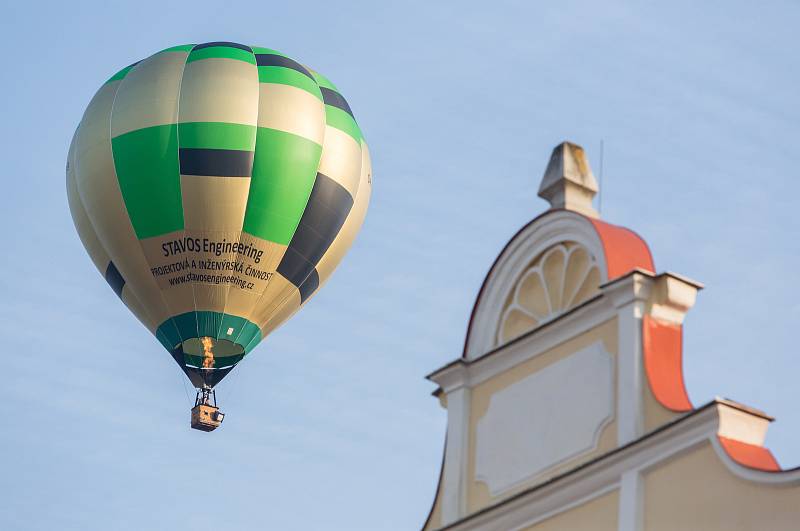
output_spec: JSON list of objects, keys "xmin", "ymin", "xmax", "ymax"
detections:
[{"xmin": 191, "ymin": 388, "xmax": 224, "ymax": 432}]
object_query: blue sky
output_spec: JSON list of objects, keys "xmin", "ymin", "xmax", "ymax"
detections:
[{"xmin": 2, "ymin": 1, "xmax": 799, "ymax": 529}]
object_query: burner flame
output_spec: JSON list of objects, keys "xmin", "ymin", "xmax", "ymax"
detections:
[{"xmin": 200, "ymin": 337, "xmax": 215, "ymax": 369}]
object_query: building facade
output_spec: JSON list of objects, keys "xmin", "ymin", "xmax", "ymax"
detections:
[{"xmin": 422, "ymin": 142, "xmax": 800, "ymax": 531}]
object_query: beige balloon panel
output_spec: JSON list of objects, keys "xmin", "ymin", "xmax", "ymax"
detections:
[
  {"xmin": 67, "ymin": 136, "xmax": 153, "ymax": 329},
  {"xmin": 172, "ymin": 52, "xmax": 260, "ymax": 326},
  {"xmin": 68, "ymin": 48, "xmax": 371, "ymax": 351},
  {"xmin": 71, "ymin": 74, "xmax": 168, "ymax": 333}
]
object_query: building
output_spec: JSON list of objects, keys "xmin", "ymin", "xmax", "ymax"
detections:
[{"xmin": 421, "ymin": 142, "xmax": 800, "ymax": 531}]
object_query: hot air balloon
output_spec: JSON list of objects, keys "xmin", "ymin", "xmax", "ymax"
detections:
[{"xmin": 66, "ymin": 42, "xmax": 371, "ymax": 431}]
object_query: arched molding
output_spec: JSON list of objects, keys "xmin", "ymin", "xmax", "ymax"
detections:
[
  {"xmin": 496, "ymin": 242, "xmax": 601, "ymax": 346},
  {"xmin": 464, "ymin": 210, "xmax": 608, "ymax": 360}
]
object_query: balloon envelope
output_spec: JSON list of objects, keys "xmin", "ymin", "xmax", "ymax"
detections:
[{"xmin": 67, "ymin": 42, "xmax": 371, "ymax": 388}]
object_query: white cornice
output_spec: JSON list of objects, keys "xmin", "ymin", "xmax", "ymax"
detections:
[
  {"xmin": 427, "ymin": 360, "xmax": 469, "ymax": 394},
  {"xmin": 599, "ymin": 269, "xmax": 654, "ymax": 311},
  {"xmin": 428, "ymin": 293, "xmax": 616, "ymax": 392}
]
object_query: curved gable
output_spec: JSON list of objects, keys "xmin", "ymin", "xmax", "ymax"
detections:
[{"xmin": 462, "ymin": 209, "xmax": 654, "ymax": 360}]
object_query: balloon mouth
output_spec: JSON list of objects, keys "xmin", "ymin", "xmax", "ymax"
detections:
[{"xmin": 171, "ymin": 337, "xmax": 245, "ymax": 389}]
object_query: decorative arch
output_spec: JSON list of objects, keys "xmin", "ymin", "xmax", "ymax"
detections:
[
  {"xmin": 463, "ymin": 209, "xmax": 653, "ymax": 360},
  {"xmin": 496, "ymin": 242, "xmax": 601, "ymax": 345}
]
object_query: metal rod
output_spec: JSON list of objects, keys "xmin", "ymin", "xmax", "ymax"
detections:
[{"xmin": 599, "ymin": 139, "xmax": 604, "ymax": 215}]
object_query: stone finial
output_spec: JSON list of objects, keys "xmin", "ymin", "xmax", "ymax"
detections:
[{"xmin": 538, "ymin": 141, "xmax": 599, "ymax": 218}]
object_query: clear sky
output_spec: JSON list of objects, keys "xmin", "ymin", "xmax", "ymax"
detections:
[{"xmin": 2, "ymin": 1, "xmax": 799, "ymax": 529}]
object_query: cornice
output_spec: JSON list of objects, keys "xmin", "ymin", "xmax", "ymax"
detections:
[
  {"xmin": 598, "ymin": 268, "xmax": 654, "ymax": 311},
  {"xmin": 428, "ymin": 292, "xmax": 615, "ymax": 393}
]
